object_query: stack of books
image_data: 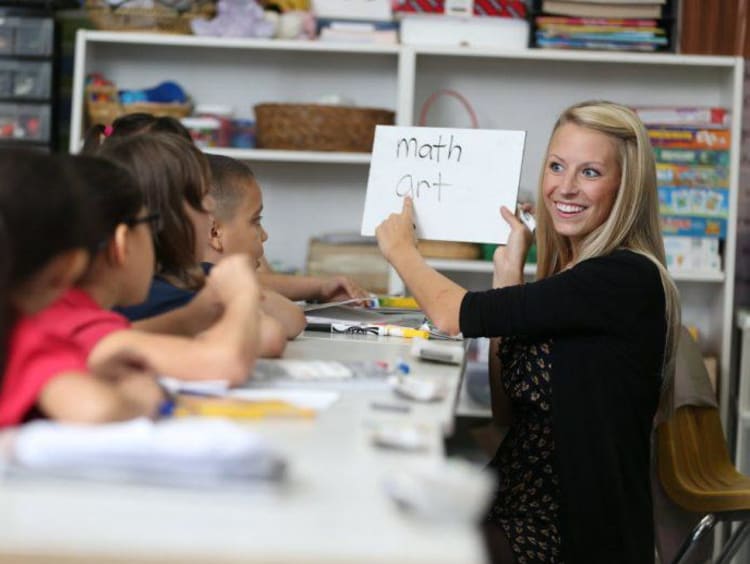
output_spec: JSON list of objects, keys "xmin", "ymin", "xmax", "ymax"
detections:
[
  {"xmin": 535, "ymin": 0, "xmax": 670, "ymax": 51},
  {"xmin": 635, "ymin": 106, "xmax": 731, "ymax": 273},
  {"xmin": 317, "ymin": 18, "xmax": 399, "ymax": 44}
]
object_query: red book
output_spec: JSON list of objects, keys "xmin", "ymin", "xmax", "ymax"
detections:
[{"xmin": 393, "ymin": 0, "xmax": 526, "ymax": 17}]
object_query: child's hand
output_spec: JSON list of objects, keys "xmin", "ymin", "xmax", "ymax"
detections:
[
  {"xmin": 319, "ymin": 275, "xmax": 369, "ymax": 302},
  {"xmin": 375, "ymin": 197, "xmax": 418, "ymax": 262},
  {"xmin": 114, "ymin": 373, "xmax": 166, "ymax": 419},
  {"xmin": 89, "ymin": 349, "xmax": 164, "ymax": 419},
  {"xmin": 206, "ymin": 254, "xmax": 260, "ymax": 305}
]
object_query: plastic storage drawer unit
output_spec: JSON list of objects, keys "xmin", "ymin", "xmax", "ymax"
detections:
[
  {"xmin": 0, "ymin": 16, "xmax": 53, "ymax": 56},
  {"xmin": 0, "ymin": 103, "xmax": 50, "ymax": 142},
  {"xmin": 0, "ymin": 60, "xmax": 51, "ymax": 99},
  {"xmin": 13, "ymin": 17, "xmax": 53, "ymax": 56}
]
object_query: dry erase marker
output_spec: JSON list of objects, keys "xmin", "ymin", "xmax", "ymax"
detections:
[
  {"xmin": 382, "ymin": 326, "xmax": 430, "ymax": 339},
  {"xmin": 375, "ymin": 296, "xmax": 420, "ymax": 309},
  {"xmin": 517, "ymin": 204, "xmax": 536, "ymax": 233}
]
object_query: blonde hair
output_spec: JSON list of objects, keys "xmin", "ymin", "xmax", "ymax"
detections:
[{"xmin": 535, "ymin": 100, "xmax": 680, "ymax": 408}]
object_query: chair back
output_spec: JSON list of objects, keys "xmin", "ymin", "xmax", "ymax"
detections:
[{"xmin": 657, "ymin": 405, "xmax": 750, "ymax": 514}]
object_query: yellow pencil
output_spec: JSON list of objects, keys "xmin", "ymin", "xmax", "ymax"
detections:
[{"xmin": 175, "ymin": 396, "xmax": 316, "ymax": 420}]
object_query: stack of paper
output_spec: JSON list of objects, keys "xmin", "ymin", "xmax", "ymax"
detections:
[{"xmin": 1, "ymin": 418, "xmax": 287, "ymax": 486}]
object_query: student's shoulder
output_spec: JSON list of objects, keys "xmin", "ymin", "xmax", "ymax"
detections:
[
  {"xmin": 7, "ymin": 313, "xmax": 88, "ymax": 372},
  {"xmin": 118, "ymin": 277, "xmax": 196, "ymax": 321}
]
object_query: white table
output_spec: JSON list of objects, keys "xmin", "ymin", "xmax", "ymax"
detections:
[{"xmin": 0, "ymin": 332, "xmax": 486, "ymax": 564}]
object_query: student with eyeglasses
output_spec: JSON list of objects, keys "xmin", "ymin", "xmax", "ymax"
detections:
[
  {"xmin": 0, "ymin": 154, "xmax": 264, "ymax": 427},
  {"xmin": 0, "ymin": 153, "xmax": 167, "ymax": 426}
]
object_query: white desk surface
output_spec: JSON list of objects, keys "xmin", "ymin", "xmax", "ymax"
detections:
[{"xmin": 0, "ymin": 332, "xmax": 486, "ymax": 564}]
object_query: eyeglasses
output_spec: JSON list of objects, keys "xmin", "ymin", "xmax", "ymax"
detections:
[{"xmin": 125, "ymin": 212, "xmax": 163, "ymax": 233}]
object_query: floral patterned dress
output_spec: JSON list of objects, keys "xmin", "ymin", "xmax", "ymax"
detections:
[{"xmin": 485, "ymin": 336, "xmax": 562, "ymax": 564}]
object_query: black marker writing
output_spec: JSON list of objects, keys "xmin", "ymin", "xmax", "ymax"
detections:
[
  {"xmin": 395, "ymin": 172, "xmax": 452, "ymax": 202},
  {"xmin": 395, "ymin": 134, "xmax": 462, "ymax": 163}
]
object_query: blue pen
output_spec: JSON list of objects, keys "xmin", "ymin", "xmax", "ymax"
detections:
[{"xmin": 158, "ymin": 398, "xmax": 175, "ymax": 418}]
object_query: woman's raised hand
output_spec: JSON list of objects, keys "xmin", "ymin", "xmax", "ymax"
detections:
[
  {"xmin": 493, "ymin": 204, "xmax": 534, "ymax": 288},
  {"xmin": 375, "ymin": 196, "xmax": 418, "ymax": 262}
]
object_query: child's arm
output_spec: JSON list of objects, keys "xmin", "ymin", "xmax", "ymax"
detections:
[
  {"xmin": 131, "ymin": 285, "xmax": 222, "ymax": 337},
  {"xmin": 37, "ymin": 371, "xmax": 164, "ymax": 423},
  {"xmin": 261, "ymin": 289, "xmax": 306, "ymax": 339},
  {"xmin": 258, "ymin": 271, "xmax": 369, "ymax": 303},
  {"xmin": 259, "ymin": 313, "xmax": 287, "ymax": 358},
  {"xmin": 89, "ymin": 256, "xmax": 261, "ymax": 386}
]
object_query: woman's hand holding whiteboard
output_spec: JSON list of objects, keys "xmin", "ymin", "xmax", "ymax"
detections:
[{"xmin": 361, "ymin": 125, "xmax": 526, "ymax": 244}]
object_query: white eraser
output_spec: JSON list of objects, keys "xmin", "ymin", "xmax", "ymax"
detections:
[{"xmin": 410, "ymin": 339, "xmax": 464, "ymax": 365}]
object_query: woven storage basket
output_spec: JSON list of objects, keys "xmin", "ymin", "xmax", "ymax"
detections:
[
  {"xmin": 254, "ymin": 104, "xmax": 395, "ymax": 152},
  {"xmin": 85, "ymin": 83, "xmax": 122, "ymax": 126},
  {"xmin": 417, "ymin": 240, "xmax": 482, "ymax": 260},
  {"xmin": 85, "ymin": 0, "xmax": 215, "ymax": 34},
  {"xmin": 86, "ymin": 84, "xmax": 192, "ymax": 126}
]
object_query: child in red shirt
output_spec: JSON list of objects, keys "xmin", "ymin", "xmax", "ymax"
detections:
[{"xmin": 0, "ymin": 151, "xmax": 163, "ymax": 427}]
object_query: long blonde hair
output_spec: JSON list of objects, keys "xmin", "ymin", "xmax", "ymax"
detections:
[{"xmin": 535, "ymin": 100, "xmax": 680, "ymax": 406}]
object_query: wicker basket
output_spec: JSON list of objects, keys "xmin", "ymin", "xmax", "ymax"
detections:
[
  {"xmin": 86, "ymin": 83, "xmax": 122, "ymax": 126},
  {"xmin": 85, "ymin": 0, "xmax": 216, "ymax": 34},
  {"xmin": 417, "ymin": 240, "xmax": 482, "ymax": 260},
  {"xmin": 85, "ymin": 83, "xmax": 192, "ymax": 126},
  {"xmin": 254, "ymin": 103, "xmax": 395, "ymax": 152}
]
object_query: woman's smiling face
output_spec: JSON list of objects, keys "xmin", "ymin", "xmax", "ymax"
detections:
[{"xmin": 542, "ymin": 122, "xmax": 621, "ymax": 255}]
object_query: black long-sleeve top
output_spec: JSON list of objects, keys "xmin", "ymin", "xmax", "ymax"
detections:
[{"xmin": 460, "ymin": 249, "xmax": 666, "ymax": 564}]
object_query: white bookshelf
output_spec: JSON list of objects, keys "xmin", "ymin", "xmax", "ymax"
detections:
[{"xmin": 70, "ymin": 31, "xmax": 743, "ymax": 430}]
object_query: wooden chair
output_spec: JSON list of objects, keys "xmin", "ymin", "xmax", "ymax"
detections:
[{"xmin": 657, "ymin": 405, "xmax": 750, "ymax": 563}]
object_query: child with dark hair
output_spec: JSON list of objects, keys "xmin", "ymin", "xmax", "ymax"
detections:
[
  {"xmin": 1, "ymin": 154, "xmax": 263, "ymax": 427},
  {"xmin": 206, "ymin": 154, "xmax": 368, "ymax": 304},
  {"xmin": 0, "ymin": 150, "xmax": 93, "ymax": 373},
  {"xmin": 0, "ymin": 152, "xmax": 164, "ymax": 426},
  {"xmin": 97, "ymin": 133, "xmax": 288, "ymax": 357},
  {"xmin": 81, "ymin": 112, "xmax": 192, "ymax": 154}
]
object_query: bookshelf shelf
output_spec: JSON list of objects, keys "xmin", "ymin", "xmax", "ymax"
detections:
[
  {"xmin": 78, "ymin": 31, "xmax": 402, "ymax": 54},
  {"xmin": 204, "ymin": 147, "xmax": 371, "ymax": 165},
  {"xmin": 423, "ymin": 259, "xmax": 726, "ymax": 283},
  {"xmin": 412, "ymin": 45, "xmax": 736, "ymax": 67}
]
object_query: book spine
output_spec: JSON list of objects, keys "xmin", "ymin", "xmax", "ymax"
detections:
[
  {"xmin": 652, "ymin": 147, "xmax": 731, "ymax": 166},
  {"xmin": 660, "ymin": 215, "xmax": 727, "ymax": 239},
  {"xmin": 664, "ymin": 236, "xmax": 722, "ymax": 271},
  {"xmin": 635, "ymin": 107, "xmax": 729, "ymax": 127},
  {"xmin": 648, "ymin": 128, "xmax": 731, "ymax": 150},
  {"xmin": 656, "ymin": 163, "xmax": 729, "ymax": 188},
  {"xmin": 535, "ymin": 17, "xmax": 659, "ymax": 27},
  {"xmin": 658, "ymin": 187, "xmax": 729, "ymax": 218}
]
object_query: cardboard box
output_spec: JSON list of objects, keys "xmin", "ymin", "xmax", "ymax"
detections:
[
  {"xmin": 400, "ymin": 14, "xmax": 529, "ymax": 49},
  {"xmin": 306, "ymin": 238, "xmax": 390, "ymax": 294}
]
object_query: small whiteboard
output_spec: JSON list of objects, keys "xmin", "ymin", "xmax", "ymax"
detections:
[{"xmin": 361, "ymin": 126, "xmax": 526, "ymax": 244}]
